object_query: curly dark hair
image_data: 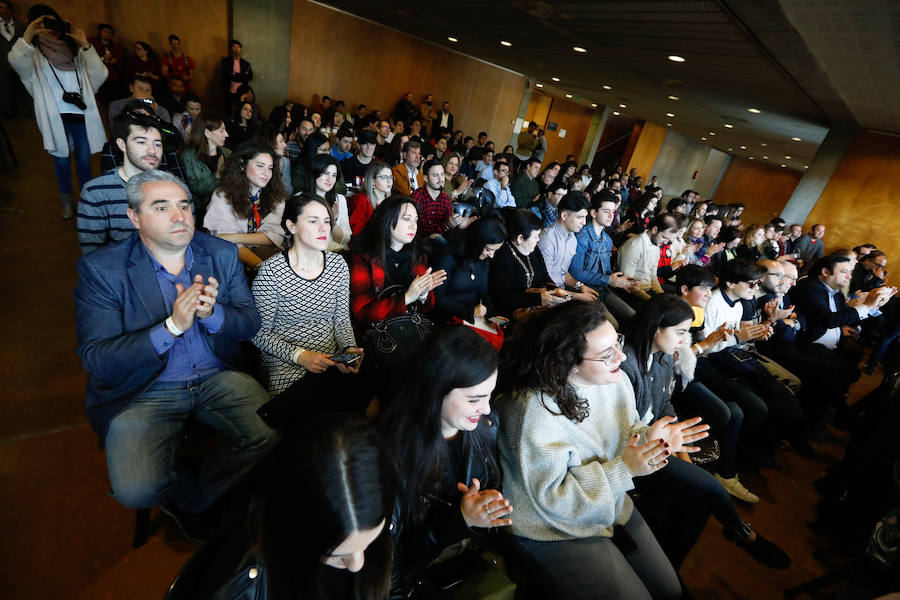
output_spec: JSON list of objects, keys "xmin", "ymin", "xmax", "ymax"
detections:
[
  {"xmin": 499, "ymin": 301, "xmax": 612, "ymax": 423},
  {"xmin": 216, "ymin": 142, "xmax": 286, "ymax": 220}
]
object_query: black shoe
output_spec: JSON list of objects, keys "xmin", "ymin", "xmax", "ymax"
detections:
[
  {"xmin": 738, "ymin": 532, "xmax": 792, "ymax": 569},
  {"xmin": 160, "ymin": 503, "xmax": 213, "ymax": 542}
]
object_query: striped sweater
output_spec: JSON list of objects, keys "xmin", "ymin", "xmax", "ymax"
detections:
[{"xmin": 77, "ymin": 169, "xmax": 132, "ymax": 254}]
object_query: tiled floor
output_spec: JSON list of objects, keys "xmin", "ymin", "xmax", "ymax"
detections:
[{"xmin": 0, "ymin": 114, "xmax": 875, "ymax": 599}]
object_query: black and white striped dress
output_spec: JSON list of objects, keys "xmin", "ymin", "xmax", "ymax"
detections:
[{"xmin": 251, "ymin": 251, "xmax": 356, "ymax": 395}]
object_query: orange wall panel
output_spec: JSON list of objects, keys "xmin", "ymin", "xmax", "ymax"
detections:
[
  {"xmin": 288, "ymin": 1, "xmax": 525, "ymax": 144},
  {"xmin": 713, "ymin": 158, "xmax": 802, "ymax": 225},
  {"xmin": 625, "ymin": 122, "xmax": 666, "ymax": 179},
  {"xmin": 805, "ymin": 131, "xmax": 900, "ymax": 260},
  {"xmin": 541, "ymin": 97, "xmax": 595, "ymax": 164}
]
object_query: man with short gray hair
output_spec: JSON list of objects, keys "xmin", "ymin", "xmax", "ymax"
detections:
[{"xmin": 74, "ymin": 168, "xmax": 275, "ymax": 541}]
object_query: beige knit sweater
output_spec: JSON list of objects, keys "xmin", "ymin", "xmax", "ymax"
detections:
[{"xmin": 498, "ymin": 378, "xmax": 647, "ymax": 541}]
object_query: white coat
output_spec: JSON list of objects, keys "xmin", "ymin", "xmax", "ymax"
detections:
[{"xmin": 7, "ymin": 38, "xmax": 107, "ymax": 157}]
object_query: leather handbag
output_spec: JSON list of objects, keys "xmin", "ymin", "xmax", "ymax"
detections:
[{"xmin": 362, "ymin": 285, "xmax": 434, "ymax": 373}]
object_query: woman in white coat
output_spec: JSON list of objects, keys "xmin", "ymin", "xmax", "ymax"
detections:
[{"xmin": 8, "ymin": 6, "xmax": 107, "ymax": 219}]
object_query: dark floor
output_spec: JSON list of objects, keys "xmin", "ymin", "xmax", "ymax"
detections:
[{"xmin": 0, "ymin": 114, "xmax": 877, "ymax": 599}]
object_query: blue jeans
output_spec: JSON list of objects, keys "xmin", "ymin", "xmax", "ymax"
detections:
[
  {"xmin": 105, "ymin": 370, "xmax": 276, "ymax": 514},
  {"xmin": 52, "ymin": 118, "xmax": 92, "ymax": 194},
  {"xmin": 673, "ymin": 381, "xmax": 743, "ymax": 478},
  {"xmin": 504, "ymin": 510, "xmax": 681, "ymax": 599}
]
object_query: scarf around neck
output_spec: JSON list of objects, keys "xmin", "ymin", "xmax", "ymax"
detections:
[{"xmin": 37, "ymin": 33, "xmax": 76, "ymax": 71}]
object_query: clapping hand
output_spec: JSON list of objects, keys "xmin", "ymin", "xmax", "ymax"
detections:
[
  {"xmin": 647, "ymin": 415, "xmax": 710, "ymax": 453},
  {"xmin": 457, "ymin": 478, "xmax": 512, "ymax": 528},
  {"xmin": 622, "ymin": 435, "xmax": 669, "ymax": 476},
  {"xmin": 404, "ymin": 268, "xmax": 447, "ymax": 304}
]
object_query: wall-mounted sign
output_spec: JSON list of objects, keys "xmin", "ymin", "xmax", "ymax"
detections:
[
  {"xmin": 558, "ymin": 129, "xmax": 567, "ymax": 138},
  {"xmin": 547, "ymin": 122, "xmax": 558, "ymax": 131}
]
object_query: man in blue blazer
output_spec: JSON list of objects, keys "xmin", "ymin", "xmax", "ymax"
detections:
[{"xmin": 74, "ymin": 169, "xmax": 275, "ymax": 539}]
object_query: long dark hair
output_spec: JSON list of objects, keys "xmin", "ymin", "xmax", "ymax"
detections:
[
  {"xmin": 379, "ymin": 326, "xmax": 500, "ymax": 532},
  {"xmin": 253, "ymin": 414, "xmax": 393, "ymax": 600},
  {"xmin": 217, "ymin": 143, "xmax": 286, "ymax": 219},
  {"xmin": 625, "ymin": 295, "xmax": 694, "ymax": 372},
  {"xmin": 281, "ymin": 192, "xmax": 334, "ymax": 247},
  {"xmin": 499, "ymin": 302, "xmax": 612, "ymax": 422},
  {"xmin": 352, "ymin": 196, "xmax": 425, "ymax": 267},
  {"xmin": 185, "ymin": 113, "xmax": 225, "ymax": 158},
  {"xmin": 444, "ymin": 215, "xmax": 507, "ymax": 263},
  {"xmin": 306, "ymin": 153, "xmax": 340, "ymax": 206}
]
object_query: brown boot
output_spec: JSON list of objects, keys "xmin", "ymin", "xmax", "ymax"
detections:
[{"xmin": 60, "ymin": 193, "xmax": 74, "ymax": 220}]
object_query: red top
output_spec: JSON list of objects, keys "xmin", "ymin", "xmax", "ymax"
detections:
[
  {"xmin": 349, "ymin": 253, "xmax": 436, "ymax": 326},
  {"xmin": 410, "ymin": 186, "xmax": 452, "ymax": 237},
  {"xmin": 348, "ymin": 192, "xmax": 374, "ymax": 237}
]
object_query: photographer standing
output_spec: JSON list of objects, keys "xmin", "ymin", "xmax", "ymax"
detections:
[{"xmin": 8, "ymin": 5, "xmax": 107, "ymax": 219}]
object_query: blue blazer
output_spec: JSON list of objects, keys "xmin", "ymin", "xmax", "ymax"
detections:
[{"xmin": 74, "ymin": 232, "xmax": 261, "ymax": 443}]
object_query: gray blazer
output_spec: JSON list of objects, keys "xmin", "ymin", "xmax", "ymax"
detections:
[{"xmin": 620, "ymin": 343, "xmax": 677, "ymax": 422}]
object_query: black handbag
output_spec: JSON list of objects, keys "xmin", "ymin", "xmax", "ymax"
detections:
[{"xmin": 362, "ymin": 285, "xmax": 434, "ymax": 374}]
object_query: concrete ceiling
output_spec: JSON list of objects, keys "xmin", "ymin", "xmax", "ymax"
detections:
[{"xmin": 315, "ymin": 0, "xmax": 889, "ymax": 172}]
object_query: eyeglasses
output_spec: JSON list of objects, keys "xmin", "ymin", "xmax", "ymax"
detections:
[
  {"xmin": 376, "ymin": 174, "xmax": 394, "ymax": 181},
  {"xmin": 766, "ymin": 272, "xmax": 784, "ymax": 280},
  {"xmin": 746, "ymin": 280, "xmax": 762, "ymax": 288},
  {"xmin": 582, "ymin": 334, "xmax": 625, "ymax": 367}
]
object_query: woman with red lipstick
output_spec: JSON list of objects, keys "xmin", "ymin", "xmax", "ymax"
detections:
[
  {"xmin": 203, "ymin": 143, "xmax": 287, "ymax": 268},
  {"xmin": 349, "ymin": 196, "xmax": 446, "ymax": 330},
  {"xmin": 496, "ymin": 301, "xmax": 709, "ymax": 600},
  {"xmin": 251, "ymin": 193, "xmax": 366, "ymax": 427},
  {"xmin": 380, "ymin": 326, "xmax": 512, "ymax": 598}
]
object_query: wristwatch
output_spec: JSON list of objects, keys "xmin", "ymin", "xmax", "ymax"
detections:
[{"xmin": 573, "ymin": 281, "xmax": 583, "ymax": 291}]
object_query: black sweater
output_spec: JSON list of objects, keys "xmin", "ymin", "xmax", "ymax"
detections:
[{"xmin": 489, "ymin": 242, "xmax": 553, "ymax": 315}]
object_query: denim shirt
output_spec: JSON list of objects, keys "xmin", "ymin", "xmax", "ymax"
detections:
[{"xmin": 571, "ymin": 222, "xmax": 613, "ymax": 288}]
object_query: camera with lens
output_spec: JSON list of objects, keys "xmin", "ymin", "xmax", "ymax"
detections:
[{"xmin": 62, "ymin": 91, "xmax": 87, "ymax": 110}]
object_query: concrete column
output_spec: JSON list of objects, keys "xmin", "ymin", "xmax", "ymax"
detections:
[
  {"xmin": 580, "ymin": 106, "xmax": 612, "ymax": 167},
  {"xmin": 780, "ymin": 124, "xmax": 859, "ymax": 224},
  {"xmin": 708, "ymin": 155, "xmax": 732, "ymax": 199},
  {"xmin": 509, "ymin": 78, "xmax": 535, "ymax": 150},
  {"xmin": 232, "ymin": 0, "xmax": 293, "ymax": 113}
]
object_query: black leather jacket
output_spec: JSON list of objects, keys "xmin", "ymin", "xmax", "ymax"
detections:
[{"xmin": 389, "ymin": 414, "xmax": 501, "ymax": 598}]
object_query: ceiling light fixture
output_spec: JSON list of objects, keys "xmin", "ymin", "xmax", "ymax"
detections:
[
  {"xmin": 551, "ymin": 76, "xmax": 560, "ymax": 82},
  {"xmin": 791, "ymin": 137, "xmax": 801, "ymax": 141},
  {"xmin": 749, "ymin": 156, "xmax": 755, "ymax": 160},
  {"xmin": 781, "ymin": 164, "xmax": 787, "ymax": 168},
  {"xmin": 500, "ymin": 40, "xmax": 512, "ymax": 47},
  {"xmin": 709, "ymin": 132, "xmax": 716, "ymax": 136},
  {"xmin": 728, "ymin": 147, "xmax": 733, "ymax": 151},
  {"xmin": 591, "ymin": 103, "xmax": 598, "ymax": 108},
  {"xmin": 761, "ymin": 142, "xmax": 768, "ymax": 146},
  {"xmin": 573, "ymin": 46, "xmax": 587, "ymax": 53},
  {"xmin": 668, "ymin": 55, "xmax": 685, "ymax": 62},
  {"xmin": 602, "ymin": 85, "xmax": 612, "ymax": 90},
  {"xmin": 667, "ymin": 123, "xmax": 672, "ymax": 127},
  {"xmin": 785, "ymin": 155, "xmax": 791, "ymax": 159},
  {"xmin": 804, "ymin": 165, "xmax": 809, "ymax": 169},
  {"xmin": 748, "ymin": 108, "xmax": 761, "ymax": 113},
  {"xmin": 701, "ymin": 137, "xmax": 707, "ymax": 141},
  {"xmin": 565, "ymin": 93, "xmax": 572, "ymax": 98},
  {"xmin": 724, "ymin": 123, "xmax": 734, "ymax": 128},
  {"xmin": 619, "ymin": 103, "xmax": 626, "ymax": 108},
  {"xmin": 447, "ymin": 36, "xmax": 458, "ymax": 43},
  {"xmin": 668, "ymin": 95, "xmax": 680, "ymax": 100},
  {"xmin": 613, "ymin": 111, "xmax": 620, "ymax": 115},
  {"xmin": 666, "ymin": 112, "xmax": 674, "ymax": 117},
  {"xmin": 740, "ymin": 145, "xmax": 746, "ymax": 149},
  {"xmin": 763, "ymin": 155, "xmax": 769, "ymax": 159},
  {"xmin": 535, "ymin": 83, "xmax": 543, "ymax": 88}
]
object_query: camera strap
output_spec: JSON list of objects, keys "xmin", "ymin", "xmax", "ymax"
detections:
[{"xmin": 38, "ymin": 44, "xmax": 83, "ymax": 97}]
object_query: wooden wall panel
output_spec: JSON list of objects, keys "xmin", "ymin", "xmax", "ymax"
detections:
[
  {"xmin": 288, "ymin": 1, "xmax": 525, "ymax": 144},
  {"xmin": 712, "ymin": 158, "xmax": 802, "ymax": 225},
  {"xmin": 540, "ymin": 96, "xmax": 595, "ymax": 164},
  {"xmin": 805, "ymin": 131, "xmax": 900, "ymax": 260},
  {"xmin": 625, "ymin": 122, "xmax": 666, "ymax": 180}
]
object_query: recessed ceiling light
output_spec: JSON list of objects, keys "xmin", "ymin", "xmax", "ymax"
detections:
[
  {"xmin": 709, "ymin": 132, "xmax": 716, "ymax": 136},
  {"xmin": 724, "ymin": 123, "xmax": 734, "ymax": 128},
  {"xmin": 668, "ymin": 55, "xmax": 685, "ymax": 62},
  {"xmin": 619, "ymin": 103, "xmax": 626, "ymax": 108},
  {"xmin": 667, "ymin": 123, "xmax": 672, "ymax": 127},
  {"xmin": 565, "ymin": 93, "xmax": 572, "ymax": 98},
  {"xmin": 551, "ymin": 76, "xmax": 560, "ymax": 82},
  {"xmin": 785, "ymin": 155, "xmax": 791, "ymax": 159},
  {"xmin": 781, "ymin": 164, "xmax": 787, "ymax": 168},
  {"xmin": 763, "ymin": 155, "xmax": 769, "ymax": 159},
  {"xmin": 666, "ymin": 112, "xmax": 674, "ymax": 117},
  {"xmin": 591, "ymin": 103, "xmax": 597, "ymax": 108},
  {"xmin": 791, "ymin": 137, "xmax": 802, "ymax": 141},
  {"xmin": 602, "ymin": 85, "xmax": 612, "ymax": 90},
  {"xmin": 500, "ymin": 40, "xmax": 512, "ymax": 47},
  {"xmin": 748, "ymin": 108, "xmax": 761, "ymax": 113},
  {"xmin": 740, "ymin": 145, "xmax": 746, "ymax": 149},
  {"xmin": 701, "ymin": 137, "xmax": 707, "ymax": 141},
  {"xmin": 761, "ymin": 142, "xmax": 768, "ymax": 146},
  {"xmin": 804, "ymin": 165, "xmax": 809, "ymax": 169},
  {"xmin": 728, "ymin": 147, "xmax": 733, "ymax": 151},
  {"xmin": 749, "ymin": 156, "xmax": 755, "ymax": 160},
  {"xmin": 668, "ymin": 95, "xmax": 680, "ymax": 100},
  {"xmin": 573, "ymin": 46, "xmax": 587, "ymax": 53},
  {"xmin": 613, "ymin": 111, "xmax": 620, "ymax": 115},
  {"xmin": 447, "ymin": 36, "xmax": 459, "ymax": 43},
  {"xmin": 535, "ymin": 83, "xmax": 543, "ymax": 88}
]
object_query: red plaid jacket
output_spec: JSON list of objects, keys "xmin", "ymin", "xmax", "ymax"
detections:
[{"xmin": 350, "ymin": 252, "xmax": 436, "ymax": 325}]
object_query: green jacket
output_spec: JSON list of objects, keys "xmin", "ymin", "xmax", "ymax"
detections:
[
  {"xmin": 511, "ymin": 174, "xmax": 540, "ymax": 208},
  {"xmin": 182, "ymin": 146, "xmax": 231, "ymax": 200}
]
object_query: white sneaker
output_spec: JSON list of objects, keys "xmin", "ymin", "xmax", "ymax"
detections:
[{"xmin": 715, "ymin": 474, "xmax": 760, "ymax": 503}]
